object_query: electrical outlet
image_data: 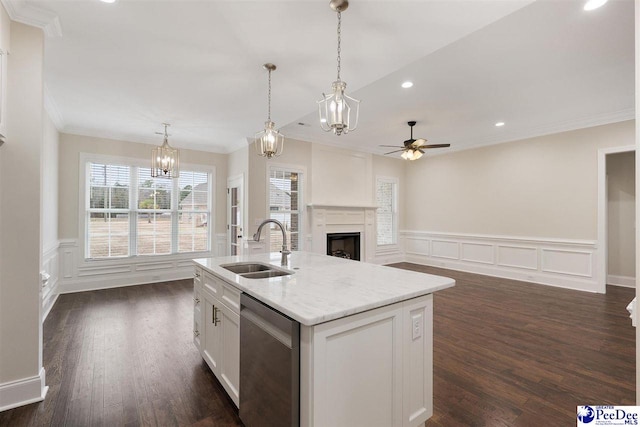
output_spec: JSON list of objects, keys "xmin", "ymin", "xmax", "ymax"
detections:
[{"xmin": 412, "ymin": 314, "xmax": 422, "ymax": 340}]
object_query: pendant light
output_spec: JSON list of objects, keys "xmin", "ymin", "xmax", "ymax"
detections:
[
  {"xmin": 151, "ymin": 123, "xmax": 179, "ymax": 178},
  {"xmin": 255, "ymin": 63, "xmax": 284, "ymax": 159},
  {"xmin": 317, "ymin": 0, "xmax": 360, "ymax": 136}
]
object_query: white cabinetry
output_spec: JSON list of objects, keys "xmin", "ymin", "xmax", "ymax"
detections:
[
  {"xmin": 195, "ymin": 269, "xmax": 241, "ymax": 407},
  {"xmin": 300, "ymin": 294, "xmax": 433, "ymax": 427}
]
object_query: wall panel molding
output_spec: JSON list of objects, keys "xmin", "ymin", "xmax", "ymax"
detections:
[
  {"xmin": 57, "ymin": 238, "xmax": 220, "ymax": 294},
  {"xmin": 401, "ymin": 231, "xmax": 599, "ymax": 293}
]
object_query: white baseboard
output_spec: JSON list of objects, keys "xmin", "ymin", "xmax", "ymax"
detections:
[
  {"xmin": 0, "ymin": 368, "xmax": 48, "ymax": 412},
  {"xmin": 402, "ymin": 231, "xmax": 600, "ymax": 293},
  {"xmin": 608, "ymin": 274, "xmax": 636, "ymax": 288}
]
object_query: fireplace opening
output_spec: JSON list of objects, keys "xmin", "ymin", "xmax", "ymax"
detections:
[{"xmin": 327, "ymin": 232, "xmax": 361, "ymax": 261}]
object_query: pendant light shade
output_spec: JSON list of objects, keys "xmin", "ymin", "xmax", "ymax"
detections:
[
  {"xmin": 151, "ymin": 123, "xmax": 179, "ymax": 178},
  {"xmin": 256, "ymin": 63, "xmax": 284, "ymax": 159},
  {"xmin": 317, "ymin": 0, "xmax": 360, "ymax": 136}
]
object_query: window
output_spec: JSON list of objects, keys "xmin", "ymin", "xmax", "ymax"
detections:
[
  {"xmin": 268, "ymin": 168, "xmax": 302, "ymax": 252},
  {"xmin": 85, "ymin": 159, "xmax": 211, "ymax": 259},
  {"xmin": 376, "ymin": 177, "xmax": 398, "ymax": 246}
]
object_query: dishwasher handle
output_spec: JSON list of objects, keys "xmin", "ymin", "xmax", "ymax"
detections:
[{"xmin": 240, "ymin": 293, "xmax": 299, "ymax": 349}]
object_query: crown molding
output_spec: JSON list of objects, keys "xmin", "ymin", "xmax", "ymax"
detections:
[
  {"xmin": 43, "ymin": 84, "xmax": 64, "ymax": 131},
  {"xmin": 1, "ymin": 0, "xmax": 62, "ymax": 38}
]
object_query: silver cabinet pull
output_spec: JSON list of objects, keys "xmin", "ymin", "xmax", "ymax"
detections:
[
  {"xmin": 194, "ymin": 272, "xmax": 201, "ymax": 278},
  {"xmin": 193, "ymin": 297, "xmax": 200, "ymax": 304},
  {"xmin": 213, "ymin": 306, "xmax": 221, "ymax": 326},
  {"xmin": 194, "ymin": 329, "xmax": 200, "ymax": 337}
]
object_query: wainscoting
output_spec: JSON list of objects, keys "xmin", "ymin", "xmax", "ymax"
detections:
[
  {"xmin": 41, "ymin": 243, "xmax": 59, "ymax": 321},
  {"xmin": 55, "ymin": 234, "xmax": 227, "ymax": 294},
  {"xmin": 402, "ymin": 231, "xmax": 600, "ymax": 293}
]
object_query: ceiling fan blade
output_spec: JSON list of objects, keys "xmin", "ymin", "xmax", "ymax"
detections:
[
  {"xmin": 383, "ymin": 149, "xmax": 405, "ymax": 155},
  {"xmin": 422, "ymin": 144, "xmax": 451, "ymax": 149},
  {"xmin": 379, "ymin": 145, "xmax": 404, "ymax": 148}
]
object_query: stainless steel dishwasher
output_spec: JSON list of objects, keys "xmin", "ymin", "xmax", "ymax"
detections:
[{"xmin": 240, "ymin": 293, "xmax": 300, "ymax": 427}]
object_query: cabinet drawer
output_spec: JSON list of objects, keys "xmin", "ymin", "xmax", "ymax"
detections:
[
  {"xmin": 194, "ymin": 267, "xmax": 203, "ymax": 286},
  {"xmin": 203, "ymin": 271, "xmax": 222, "ymax": 298},
  {"xmin": 221, "ymin": 283, "xmax": 240, "ymax": 313}
]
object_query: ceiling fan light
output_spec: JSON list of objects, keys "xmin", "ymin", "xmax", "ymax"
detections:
[{"xmin": 412, "ymin": 150, "xmax": 423, "ymax": 160}]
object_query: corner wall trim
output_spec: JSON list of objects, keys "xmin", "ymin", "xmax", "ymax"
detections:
[
  {"xmin": 0, "ymin": 368, "xmax": 48, "ymax": 412},
  {"xmin": 1, "ymin": 0, "xmax": 62, "ymax": 37}
]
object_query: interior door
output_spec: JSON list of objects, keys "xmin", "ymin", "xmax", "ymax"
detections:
[{"xmin": 227, "ymin": 175, "xmax": 244, "ymax": 256}]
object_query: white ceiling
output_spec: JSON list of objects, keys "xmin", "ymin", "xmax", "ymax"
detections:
[{"xmin": 28, "ymin": 0, "xmax": 634, "ymax": 157}]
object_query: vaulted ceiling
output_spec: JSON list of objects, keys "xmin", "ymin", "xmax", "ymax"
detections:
[{"xmin": 22, "ymin": 0, "xmax": 635, "ymax": 157}]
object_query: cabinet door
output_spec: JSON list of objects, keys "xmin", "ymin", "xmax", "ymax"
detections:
[
  {"xmin": 203, "ymin": 295, "xmax": 222, "ymax": 376},
  {"xmin": 309, "ymin": 303, "xmax": 403, "ymax": 427},
  {"xmin": 219, "ymin": 303, "xmax": 240, "ymax": 407}
]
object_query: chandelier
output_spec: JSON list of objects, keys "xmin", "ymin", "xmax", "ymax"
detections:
[
  {"xmin": 317, "ymin": 0, "xmax": 360, "ymax": 136},
  {"xmin": 151, "ymin": 123, "xmax": 179, "ymax": 178},
  {"xmin": 255, "ymin": 63, "xmax": 284, "ymax": 158}
]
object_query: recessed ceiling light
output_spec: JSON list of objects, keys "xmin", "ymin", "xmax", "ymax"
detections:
[
  {"xmin": 495, "ymin": 122, "xmax": 505, "ymax": 127},
  {"xmin": 584, "ymin": 0, "xmax": 607, "ymax": 10},
  {"xmin": 100, "ymin": 0, "xmax": 117, "ymax": 3},
  {"xmin": 401, "ymin": 81, "xmax": 414, "ymax": 89},
  {"xmin": 320, "ymin": 118, "xmax": 327, "ymax": 123}
]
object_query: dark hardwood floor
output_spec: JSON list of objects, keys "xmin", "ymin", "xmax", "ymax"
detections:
[
  {"xmin": 0, "ymin": 265, "xmax": 635, "ymax": 426},
  {"xmin": 390, "ymin": 264, "xmax": 635, "ymax": 427}
]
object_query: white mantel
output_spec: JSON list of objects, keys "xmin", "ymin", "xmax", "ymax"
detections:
[{"xmin": 307, "ymin": 204, "xmax": 377, "ymax": 263}]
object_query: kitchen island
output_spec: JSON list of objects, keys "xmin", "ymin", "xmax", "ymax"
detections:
[{"xmin": 193, "ymin": 252, "xmax": 455, "ymax": 427}]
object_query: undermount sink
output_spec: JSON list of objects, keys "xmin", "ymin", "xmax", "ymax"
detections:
[
  {"xmin": 221, "ymin": 262, "xmax": 293, "ymax": 279},
  {"xmin": 221, "ymin": 263, "xmax": 272, "ymax": 274},
  {"xmin": 240, "ymin": 270, "xmax": 292, "ymax": 279}
]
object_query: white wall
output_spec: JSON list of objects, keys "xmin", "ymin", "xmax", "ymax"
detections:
[
  {"xmin": 41, "ymin": 113, "xmax": 60, "ymax": 318},
  {"xmin": 402, "ymin": 121, "xmax": 634, "ymax": 293},
  {"xmin": 607, "ymin": 151, "xmax": 635, "ymax": 284},
  {"xmin": 405, "ymin": 121, "xmax": 635, "ymax": 239},
  {"xmin": 0, "ymin": 20, "xmax": 47, "ymax": 410}
]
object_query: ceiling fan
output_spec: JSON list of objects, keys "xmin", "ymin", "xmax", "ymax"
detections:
[{"xmin": 381, "ymin": 121, "xmax": 450, "ymax": 160}]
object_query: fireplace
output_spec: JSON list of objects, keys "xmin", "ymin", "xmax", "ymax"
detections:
[{"xmin": 327, "ymin": 232, "xmax": 361, "ymax": 261}]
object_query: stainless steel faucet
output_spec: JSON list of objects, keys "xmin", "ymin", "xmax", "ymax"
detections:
[{"xmin": 253, "ymin": 219, "xmax": 291, "ymax": 267}]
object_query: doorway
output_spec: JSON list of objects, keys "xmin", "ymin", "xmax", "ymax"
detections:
[
  {"xmin": 597, "ymin": 146, "xmax": 636, "ymax": 292},
  {"xmin": 227, "ymin": 175, "xmax": 244, "ymax": 256}
]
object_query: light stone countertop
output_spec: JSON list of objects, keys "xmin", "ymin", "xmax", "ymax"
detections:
[{"xmin": 194, "ymin": 251, "xmax": 455, "ymax": 326}]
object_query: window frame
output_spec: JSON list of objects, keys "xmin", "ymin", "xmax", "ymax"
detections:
[
  {"xmin": 79, "ymin": 153, "xmax": 215, "ymax": 263},
  {"xmin": 375, "ymin": 176, "xmax": 399, "ymax": 248},
  {"xmin": 265, "ymin": 163, "xmax": 305, "ymax": 252}
]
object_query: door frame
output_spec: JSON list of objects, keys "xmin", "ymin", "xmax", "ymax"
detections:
[
  {"xmin": 227, "ymin": 174, "xmax": 245, "ymax": 256},
  {"xmin": 597, "ymin": 145, "xmax": 636, "ymax": 293}
]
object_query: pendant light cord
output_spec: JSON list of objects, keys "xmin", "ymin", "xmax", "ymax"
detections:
[
  {"xmin": 267, "ymin": 68, "xmax": 272, "ymax": 122},
  {"xmin": 336, "ymin": 11, "xmax": 342, "ymax": 81}
]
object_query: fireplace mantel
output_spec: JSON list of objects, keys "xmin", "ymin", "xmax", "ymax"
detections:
[{"xmin": 307, "ymin": 204, "xmax": 376, "ymax": 262}]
